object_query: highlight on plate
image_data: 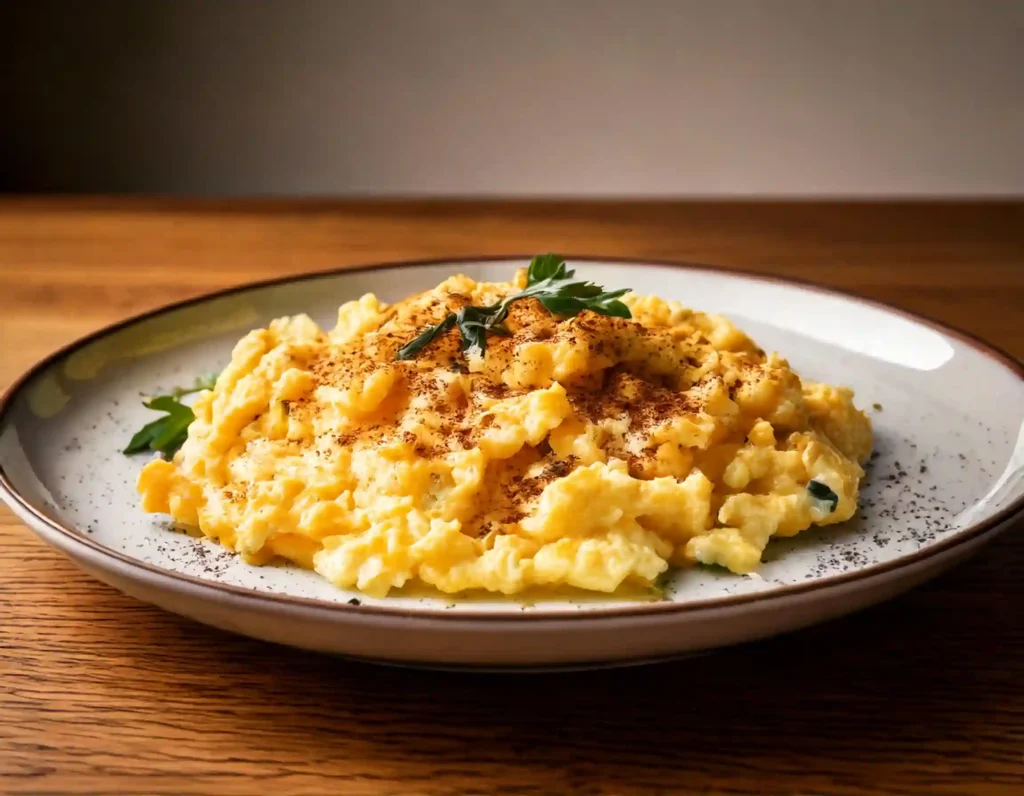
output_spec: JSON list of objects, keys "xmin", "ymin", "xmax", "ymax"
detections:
[{"xmin": 129, "ymin": 256, "xmax": 873, "ymax": 598}]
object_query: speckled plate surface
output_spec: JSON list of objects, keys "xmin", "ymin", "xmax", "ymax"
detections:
[{"xmin": 2, "ymin": 258, "xmax": 1023, "ymax": 668}]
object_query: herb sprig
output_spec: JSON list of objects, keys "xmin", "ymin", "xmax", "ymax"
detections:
[
  {"xmin": 168, "ymin": 372, "xmax": 218, "ymax": 400},
  {"xmin": 396, "ymin": 255, "xmax": 631, "ymax": 360},
  {"xmin": 123, "ymin": 373, "xmax": 218, "ymax": 456},
  {"xmin": 807, "ymin": 479, "xmax": 839, "ymax": 513}
]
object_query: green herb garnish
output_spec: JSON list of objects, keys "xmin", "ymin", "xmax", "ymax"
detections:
[
  {"xmin": 396, "ymin": 255, "xmax": 631, "ymax": 360},
  {"xmin": 169, "ymin": 372, "xmax": 218, "ymax": 399},
  {"xmin": 123, "ymin": 374, "xmax": 218, "ymax": 456},
  {"xmin": 653, "ymin": 568, "xmax": 675, "ymax": 594},
  {"xmin": 807, "ymin": 479, "xmax": 839, "ymax": 512}
]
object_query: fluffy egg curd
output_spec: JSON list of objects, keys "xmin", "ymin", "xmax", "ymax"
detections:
[{"xmin": 137, "ymin": 268, "xmax": 873, "ymax": 598}]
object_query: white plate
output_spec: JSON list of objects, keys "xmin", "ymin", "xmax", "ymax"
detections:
[{"xmin": 2, "ymin": 258, "xmax": 1022, "ymax": 669}]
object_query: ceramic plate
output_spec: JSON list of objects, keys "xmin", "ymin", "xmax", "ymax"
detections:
[{"xmin": 2, "ymin": 258, "xmax": 1022, "ymax": 668}]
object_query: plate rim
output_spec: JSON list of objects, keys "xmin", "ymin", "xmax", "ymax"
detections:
[{"xmin": 2, "ymin": 254, "xmax": 1022, "ymax": 623}]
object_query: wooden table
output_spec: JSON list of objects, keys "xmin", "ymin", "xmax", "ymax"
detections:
[{"xmin": 2, "ymin": 199, "xmax": 1022, "ymax": 795}]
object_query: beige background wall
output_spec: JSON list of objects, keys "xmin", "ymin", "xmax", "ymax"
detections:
[{"xmin": 3, "ymin": 0, "xmax": 1022, "ymax": 195}]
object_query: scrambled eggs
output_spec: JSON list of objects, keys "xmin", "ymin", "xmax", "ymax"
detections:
[{"xmin": 138, "ymin": 271, "xmax": 872, "ymax": 597}]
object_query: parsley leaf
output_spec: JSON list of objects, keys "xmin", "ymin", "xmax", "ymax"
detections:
[
  {"xmin": 170, "ymin": 372, "xmax": 218, "ymax": 399},
  {"xmin": 527, "ymin": 253, "xmax": 571, "ymax": 284},
  {"xmin": 396, "ymin": 255, "xmax": 632, "ymax": 361},
  {"xmin": 124, "ymin": 375, "xmax": 218, "ymax": 456},
  {"xmin": 538, "ymin": 289, "xmax": 631, "ymax": 318},
  {"xmin": 395, "ymin": 314, "xmax": 457, "ymax": 360},
  {"xmin": 807, "ymin": 479, "xmax": 839, "ymax": 512}
]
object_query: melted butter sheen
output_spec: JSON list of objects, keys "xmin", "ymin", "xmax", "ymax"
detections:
[{"xmin": 137, "ymin": 272, "xmax": 873, "ymax": 598}]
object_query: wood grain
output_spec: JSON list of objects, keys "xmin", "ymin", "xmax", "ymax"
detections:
[{"xmin": 1, "ymin": 199, "xmax": 1022, "ymax": 795}]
